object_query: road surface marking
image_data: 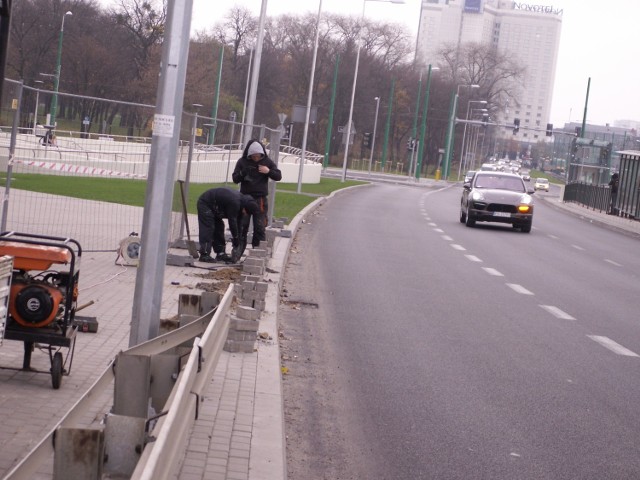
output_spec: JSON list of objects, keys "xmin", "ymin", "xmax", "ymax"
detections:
[
  {"xmin": 604, "ymin": 259, "xmax": 622, "ymax": 267},
  {"xmin": 428, "ymin": 222, "xmax": 437, "ymax": 227},
  {"xmin": 540, "ymin": 305, "xmax": 575, "ymax": 320},
  {"xmin": 571, "ymin": 244, "xmax": 585, "ymax": 251},
  {"xmin": 434, "ymin": 228, "xmax": 444, "ymax": 233},
  {"xmin": 548, "ymin": 234, "xmax": 559, "ymax": 239},
  {"xmin": 451, "ymin": 244, "xmax": 466, "ymax": 251},
  {"xmin": 587, "ymin": 335, "xmax": 640, "ymax": 357},
  {"xmin": 441, "ymin": 235, "xmax": 453, "ymax": 241},
  {"xmin": 465, "ymin": 255, "xmax": 482, "ymax": 262},
  {"xmin": 482, "ymin": 267, "xmax": 503, "ymax": 276},
  {"xmin": 507, "ymin": 284, "xmax": 534, "ymax": 295}
]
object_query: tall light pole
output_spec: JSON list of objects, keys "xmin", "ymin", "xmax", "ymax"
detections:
[
  {"xmin": 243, "ymin": 0, "xmax": 267, "ymax": 144},
  {"xmin": 340, "ymin": 0, "xmax": 405, "ymax": 182},
  {"xmin": 458, "ymin": 99, "xmax": 486, "ymax": 180},
  {"xmin": 443, "ymin": 84, "xmax": 479, "ymax": 180},
  {"xmin": 32, "ymin": 79, "xmax": 44, "ymax": 134},
  {"xmin": 415, "ymin": 64, "xmax": 438, "ymax": 180},
  {"xmin": 297, "ymin": 0, "xmax": 323, "ymax": 194},
  {"xmin": 50, "ymin": 10, "xmax": 72, "ymax": 127},
  {"xmin": 368, "ymin": 96, "xmax": 380, "ymax": 174}
]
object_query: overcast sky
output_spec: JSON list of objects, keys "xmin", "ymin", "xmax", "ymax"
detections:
[{"xmin": 102, "ymin": 0, "xmax": 640, "ymax": 127}]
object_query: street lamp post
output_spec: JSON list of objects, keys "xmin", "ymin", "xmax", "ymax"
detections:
[
  {"xmin": 297, "ymin": 0, "xmax": 323, "ymax": 194},
  {"xmin": 340, "ymin": 0, "xmax": 405, "ymax": 182},
  {"xmin": 443, "ymin": 84, "xmax": 479, "ymax": 180},
  {"xmin": 32, "ymin": 79, "xmax": 44, "ymax": 134},
  {"xmin": 50, "ymin": 10, "xmax": 72, "ymax": 127},
  {"xmin": 458, "ymin": 99, "xmax": 486, "ymax": 180},
  {"xmin": 368, "ymin": 96, "xmax": 380, "ymax": 175},
  {"xmin": 416, "ymin": 64, "xmax": 438, "ymax": 180}
]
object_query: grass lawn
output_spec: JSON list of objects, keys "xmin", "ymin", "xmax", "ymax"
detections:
[{"xmin": 2, "ymin": 173, "xmax": 365, "ymax": 222}]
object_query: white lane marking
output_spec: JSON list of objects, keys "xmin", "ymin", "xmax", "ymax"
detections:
[
  {"xmin": 571, "ymin": 244, "xmax": 585, "ymax": 251},
  {"xmin": 442, "ymin": 235, "xmax": 453, "ymax": 241},
  {"xmin": 451, "ymin": 244, "xmax": 466, "ymax": 251},
  {"xmin": 465, "ymin": 255, "xmax": 482, "ymax": 262},
  {"xmin": 428, "ymin": 222, "xmax": 437, "ymax": 227},
  {"xmin": 540, "ymin": 305, "xmax": 575, "ymax": 320},
  {"xmin": 507, "ymin": 284, "xmax": 534, "ymax": 295},
  {"xmin": 587, "ymin": 336, "xmax": 640, "ymax": 357},
  {"xmin": 604, "ymin": 259, "xmax": 622, "ymax": 267},
  {"xmin": 434, "ymin": 228, "xmax": 444, "ymax": 233},
  {"xmin": 548, "ymin": 234, "xmax": 559, "ymax": 239},
  {"xmin": 482, "ymin": 267, "xmax": 504, "ymax": 276}
]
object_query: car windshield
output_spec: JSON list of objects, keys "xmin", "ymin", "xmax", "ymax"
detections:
[
  {"xmin": 473, "ymin": 175, "xmax": 525, "ymax": 192},
  {"xmin": 537, "ymin": 178, "xmax": 548, "ymax": 184}
]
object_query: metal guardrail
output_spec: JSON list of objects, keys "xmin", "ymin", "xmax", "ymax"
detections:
[
  {"xmin": 563, "ymin": 182, "xmax": 611, "ymax": 213},
  {"xmin": 4, "ymin": 284, "xmax": 234, "ymax": 480}
]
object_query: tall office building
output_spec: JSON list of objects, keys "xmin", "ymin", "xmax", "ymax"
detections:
[{"xmin": 416, "ymin": 0, "xmax": 562, "ymax": 142}]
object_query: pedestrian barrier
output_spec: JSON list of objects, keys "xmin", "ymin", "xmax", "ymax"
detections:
[{"xmin": 3, "ymin": 284, "xmax": 234, "ymax": 480}]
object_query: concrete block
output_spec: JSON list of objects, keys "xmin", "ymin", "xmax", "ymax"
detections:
[
  {"xmin": 201, "ymin": 292, "xmax": 220, "ymax": 313},
  {"xmin": 243, "ymin": 290, "xmax": 266, "ymax": 302},
  {"xmin": 253, "ymin": 300, "xmax": 266, "ymax": 311},
  {"xmin": 230, "ymin": 318, "xmax": 259, "ymax": 331},
  {"xmin": 254, "ymin": 282, "xmax": 268, "ymax": 293},
  {"xmin": 272, "ymin": 221, "xmax": 284, "ymax": 229},
  {"xmin": 224, "ymin": 340, "xmax": 255, "ymax": 354},
  {"xmin": 226, "ymin": 330, "xmax": 257, "ymax": 342},
  {"xmin": 240, "ymin": 298, "xmax": 254, "ymax": 308},
  {"xmin": 241, "ymin": 275, "xmax": 261, "ymax": 283},
  {"xmin": 248, "ymin": 248, "xmax": 268, "ymax": 258},
  {"xmin": 242, "ymin": 280, "xmax": 256, "ymax": 291},
  {"xmin": 280, "ymin": 229, "xmax": 293, "ymax": 238},
  {"xmin": 236, "ymin": 306, "xmax": 260, "ymax": 321},
  {"xmin": 243, "ymin": 265, "xmax": 264, "ymax": 275},
  {"xmin": 244, "ymin": 257, "xmax": 265, "ymax": 267}
]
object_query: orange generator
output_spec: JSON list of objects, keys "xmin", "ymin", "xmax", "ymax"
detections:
[{"xmin": 0, "ymin": 232, "xmax": 81, "ymax": 389}]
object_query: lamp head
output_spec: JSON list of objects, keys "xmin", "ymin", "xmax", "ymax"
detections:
[
  {"xmin": 65, "ymin": 11, "xmax": 73, "ymax": 16},
  {"xmin": 375, "ymin": 96, "xmax": 379, "ymax": 101}
]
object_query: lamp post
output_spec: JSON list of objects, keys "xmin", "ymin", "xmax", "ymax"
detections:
[
  {"xmin": 32, "ymin": 79, "xmax": 44, "ymax": 134},
  {"xmin": 297, "ymin": 0, "xmax": 323, "ymax": 194},
  {"xmin": 340, "ymin": 0, "xmax": 405, "ymax": 182},
  {"xmin": 368, "ymin": 96, "xmax": 380, "ymax": 174},
  {"xmin": 458, "ymin": 99, "xmax": 486, "ymax": 180},
  {"xmin": 443, "ymin": 84, "xmax": 479, "ymax": 180},
  {"xmin": 50, "ymin": 10, "xmax": 72, "ymax": 127},
  {"xmin": 469, "ymin": 108, "xmax": 487, "ymax": 170},
  {"xmin": 415, "ymin": 64, "xmax": 438, "ymax": 180}
]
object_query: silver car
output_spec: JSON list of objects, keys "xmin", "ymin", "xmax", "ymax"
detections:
[{"xmin": 460, "ymin": 171, "xmax": 535, "ymax": 233}]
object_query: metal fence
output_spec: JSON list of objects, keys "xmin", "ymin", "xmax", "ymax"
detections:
[
  {"xmin": 0, "ymin": 78, "xmax": 303, "ymax": 251},
  {"xmin": 563, "ymin": 182, "xmax": 611, "ymax": 213}
]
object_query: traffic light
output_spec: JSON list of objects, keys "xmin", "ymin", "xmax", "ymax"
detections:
[
  {"xmin": 482, "ymin": 114, "xmax": 489, "ymax": 127},
  {"xmin": 513, "ymin": 118, "xmax": 520, "ymax": 134},
  {"xmin": 546, "ymin": 123, "xmax": 553, "ymax": 137},
  {"xmin": 363, "ymin": 132, "xmax": 372, "ymax": 149},
  {"xmin": 283, "ymin": 123, "xmax": 292, "ymax": 140}
]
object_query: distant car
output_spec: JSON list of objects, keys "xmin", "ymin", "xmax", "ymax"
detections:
[
  {"xmin": 534, "ymin": 178, "xmax": 549, "ymax": 192},
  {"xmin": 464, "ymin": 170, "xmax": 476, "ymax": 183},
  {"xmin": 521, "ymin": 170, "xmax": 531, "ymax": 181},
  {"xmin": 460, "ymin": 171, "xmax": 534, "ymax": 233}
]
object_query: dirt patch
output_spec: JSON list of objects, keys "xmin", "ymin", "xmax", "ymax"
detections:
[{"xmin": 191, "ymin": 267, "xmax": 242, "ymax": 294}]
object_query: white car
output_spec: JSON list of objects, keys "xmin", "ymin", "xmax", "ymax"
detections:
[{"xmin": 534, "ymin": 178, "xmax": 549, "ymax": 192}]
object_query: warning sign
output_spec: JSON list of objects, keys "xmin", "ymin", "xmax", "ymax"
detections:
[{"xmin": 153, "ymin": 114, "xmax": 175, "ymax": 138}]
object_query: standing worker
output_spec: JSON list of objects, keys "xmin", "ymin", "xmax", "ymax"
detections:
[
  {"xmin": 608, "ymin": 172, "xmax": 619, "ymax": 215},
  {"xmin": 232, "ymin": 139, "xmax": 282, "ymax": 248},
  {"xmin": 197, "ymin": 187, "xmax": 259, "ymax": 263}
]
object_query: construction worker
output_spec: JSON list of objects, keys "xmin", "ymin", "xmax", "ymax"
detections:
[
  {"xmin": 197, "ymin": 187, "xmax": 259, "ymax": 263},
  {"xmin": 232, "ymin": 139, "xmax": 282, "ymax": 248}
]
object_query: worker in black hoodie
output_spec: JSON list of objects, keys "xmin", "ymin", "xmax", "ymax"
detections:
[
  {"xmin": 197, "ymin": 187, "xmax": 259, "ymax": 263},
  {"xmin": 232, "ymin": 139, "xmax": 282, "ymax": 248}
]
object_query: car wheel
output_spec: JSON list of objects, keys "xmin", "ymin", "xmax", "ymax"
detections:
[
  {"xmin": 465, "ymin": 210, "xmax": 476, "ymax": 227},
  {"xmin": 460, "ymin": 208, "xmax": 466, "ymax": 223}
]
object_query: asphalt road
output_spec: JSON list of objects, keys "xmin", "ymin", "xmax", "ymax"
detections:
[{"xmin": 281, "ymin": 182, "xmax": 640, "ymax": 480}]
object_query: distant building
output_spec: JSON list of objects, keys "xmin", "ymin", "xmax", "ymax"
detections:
[{"xmin": 415, "ymin": 0, "xmax": 563, "ymax": 142}]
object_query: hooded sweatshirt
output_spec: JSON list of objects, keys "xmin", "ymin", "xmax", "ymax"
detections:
[{"xmin": 232, "ymin": 140, "xmax": 282, "ymax": 197}]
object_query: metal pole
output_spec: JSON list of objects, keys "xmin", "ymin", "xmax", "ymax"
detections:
[
  {"xmin": 368, "ymin": 96, "xmax": 380, "ymax": 174},
  {"xmin": 380, "ymin": 78, "xmax": 395, "ymax": 170},
  {"xmin": 239, "ymin": 47, "xmax": 253, "ymax": 144},
  {"xmin": 179, "ymin": 105, "xmax": 201, "ymax": 240},
  {"xmin": 243, "ymin": 0, "xmax": 268, "ymax": 145},
  {"xmin": 416, "ymin": 64, "xmax": 434, "ymax": 180},
  {"xmin": 580, "ymin": 77, "xmax": 590, "ymax": 139},
  {"xmin": 32, "ymin": 81, "xmax": 43, "ymax": 134},
  {"xmin": 50, "ymin": 11, "xmax": 71, "ymax": 127},
  {"xmin": 297, "ymin": 0, "xmax": 322, "ymax": 194},
  {"xmin": 442, "ymin": 92, "xmax": 458, "ymax": 180},
  {"xmin": 129, "ymin": 0, "xmax": 193, "ymax": 346},
  {"xmin": 323, "ymin": 54, "xmax": 339, "ymax": 170},
  {"xmin": 225, "ymin": 112, "xmax": 237, "ymax": 184},
  {"xmin": 1, "ymin": 80, "xmax": 23, "ymax": 232},
  {"xmin": 409, "ymin": 72, "xmax": 422, "ymax": 177},
  {"xmin": 208, "ymin": 46, "xmax": 224, "ymax": 145},
  {"xmin": 340, "ymin": 40, "xmax": 362, "ymax": 182}
]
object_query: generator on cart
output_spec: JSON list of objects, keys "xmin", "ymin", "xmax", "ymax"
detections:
[{"xmin": 0, "ymin": 232, "xmax": 82, "ymax": 389}]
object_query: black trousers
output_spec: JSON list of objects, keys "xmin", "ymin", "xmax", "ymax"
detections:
[
  {"xmin": 197, "ymin": 200, "xmax": 226, "ymax": 254},
  {"xmin": 243, "ymin": 196, "xmax": 267, "ymax": 247}
]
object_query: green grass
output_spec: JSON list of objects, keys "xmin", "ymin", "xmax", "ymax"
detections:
[
  {"xmin": 2, "ymin": 173, "xmax": 365, "ymax": 221},
  {"xmin": 529, "ymin": 170, "xmax": 564, "ymax": 184}
]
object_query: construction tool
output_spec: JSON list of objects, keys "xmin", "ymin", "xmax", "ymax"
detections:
[{"xmin": 178, "ymin": 180, "xmax": 200, "ymax": 258}]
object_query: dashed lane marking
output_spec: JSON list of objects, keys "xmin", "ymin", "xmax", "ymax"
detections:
[
  {"xmin": 441, "ymin": 235, "xmax": 453, "ymax": 241},
  {"xmin": 451, "ymin": 244, "xmax": 466, "ymax": 251},
  {"xmin": 540, "ymin": 305, "xmax": 575, "ymax": 320},
  {"xmin": 434, "ymin": 228, "xmax": 444, "ymax": 233},
  {"xmin": 465, "ymin": 255, "xmax": 482, "ymax": 262},
  {"xmin": 548, "ymin": 234, "xmax": 559, "ymax": 239},
  {"xmin": 507, "ymin": 284, "xmax": 534, "ymax": 295},
  {"xmin": 428, "ymin": 222, "xmax": 437, "ymax": 227},
  {"xmin": 587, "ymin": 335, "xmax": 640, "ymax": 357},
  {"xmin": 604, "ymin": 259, "xmax": 622, "ymax": 267},
  {"xmin": 482, "ymin": 267, "xmax": 504, "ymax": 276},
  {"xmin": 571, "ymin": 244, "xmax": 585, "ymax": 251}
]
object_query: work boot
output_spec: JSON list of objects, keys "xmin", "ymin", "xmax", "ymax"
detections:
[
  {"xmin": 215, "ymin": 253, "xmax": 233, "ymax": 264},
  {"xmin": 199, "ymin": 253, "xmax": 215, "ymax": 263}
]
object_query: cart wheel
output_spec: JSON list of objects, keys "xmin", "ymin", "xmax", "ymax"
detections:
[{"xmin": 51, "ymin": 352, "xmax": 63, "ymax": 389}]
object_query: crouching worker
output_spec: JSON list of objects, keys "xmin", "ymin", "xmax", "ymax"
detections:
[{"xmin": 197, "ymin": 187, "xmax": 259, "ymax": 263}]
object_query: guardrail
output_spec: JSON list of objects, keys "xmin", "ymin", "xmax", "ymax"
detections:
[
  {"xmin": 4, "ymin": 284, "xmax": 234, "ymax": 480},
  {"xmin": 563, "ymin": 182, "xmax": 610, "ymax": 213}
]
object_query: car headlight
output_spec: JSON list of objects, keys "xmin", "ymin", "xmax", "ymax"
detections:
[
  {"xmin": 518, "ymin": 195, "xmax": 533, "ymax": 213},
  {"xmin": 518, "ymin": 204, "xmax": 532, "ymax": 213},
  {"xmin": 471, "ymin": 191, "xmax": 485, "ymax": 201}
]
